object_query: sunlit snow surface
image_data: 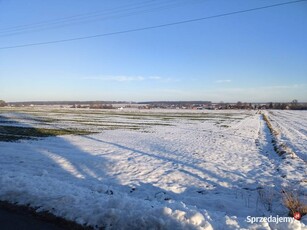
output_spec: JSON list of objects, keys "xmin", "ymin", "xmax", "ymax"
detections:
[{"xmin": 0, "ymin": 107, "xmax": 306, "ymax": 229}]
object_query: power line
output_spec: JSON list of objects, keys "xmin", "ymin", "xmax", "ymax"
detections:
[
  {"xmin": 0, "ymin": 0, "xmax": 196, "ymax": 36},
  {"xmin": 0, "ymin": 0, "xmax": 306, "ymax": 50},
  {"xmin": 0, "ymin": 0, "xmax": 159, "ymax": 32},
  {"xmin": 0, "ymin": 0, "xmax": 205, "ymax": 37}
]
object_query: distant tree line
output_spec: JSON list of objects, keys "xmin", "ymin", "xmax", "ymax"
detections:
[
  {"xmin": 71, "ymin": 104, "xmax": 115, "ymax": 109},
  {"xmin": 266, "ymin": 100, "xmax": 307, "ymax": 110},
  {"xmin": 8, "ymin": 101, "xmax": 133, "ymax": 106},
  {"xmin": 88, "ymin": 104, "xmax": 114, "ymax": 109},
  {"xmin": 0, "ymin": 100, "xmax": 7, "ymax": 107},
  {"xmin": 2, "ymin": 99, "xmax": 307, "ymax": 110},
  {"xmin": 217, "ymin": 100, "xmax": 307, "ymax": 110}
]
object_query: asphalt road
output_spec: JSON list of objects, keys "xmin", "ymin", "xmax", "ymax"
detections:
[
  {"xmin": 0, "ymin": 208, "xmax": 65, "ymax": 230},
  {"xmin": 0, "ymin": 199, "xmax": 92, "ymax": 230}
]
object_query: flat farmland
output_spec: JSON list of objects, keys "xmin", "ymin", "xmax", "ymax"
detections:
[
  {"xmin": 0, "ymin": 107, "xmax": 306, "ymax": 229},
  {"xmin": 266, "ymin": 110, "xmax": 307, "ymax": 162}
]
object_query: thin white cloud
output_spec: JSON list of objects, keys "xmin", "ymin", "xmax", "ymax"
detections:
[
  {"xmin": 206, "ymin": 84, "xmax": 307, "ymax": 102},
  {"xmin": 261, "ymin": 84, "xmax": 306, "ymax": 90},
  {"xmin": 215, "ymin": 79, "xmax": 232, "ymax": 83},
  {"xmin": 82, "ymin": 75, "xmax": 179, "ymax": 82},
  {"xmin": 83, "ymin": 76, "xmax": 145, "ymax": 82},
  {"xmin": 148, "ymin": 76, "xmax": 161, "ymax": 80},
  {"xmin": 214, "ymin": 84, "xmax": 306, "ymax": 94}
]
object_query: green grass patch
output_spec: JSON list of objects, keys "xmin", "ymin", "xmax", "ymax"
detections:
[
  {"xmin": 0, "ymin": 125, "xmax": 94, "ymax": 142},
  {"xmin": 0, "ymin": 134, "xmax": 31, "ymax": 142}
]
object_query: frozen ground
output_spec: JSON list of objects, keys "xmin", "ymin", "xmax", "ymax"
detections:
[
  {"xmin": 0, "ymin": 107, "xmax": 306, "ymax": 229},
  {"xmin": 265, "ymin": 110, "xmax": 307, "ymax": 162}
]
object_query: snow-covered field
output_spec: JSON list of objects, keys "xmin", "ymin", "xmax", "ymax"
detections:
[
  {"xmin": 0, "ymin": 107, "xmax": 306, "ymax": 229},
  {"xmin": 266, "ymin": 110, "xmax": 307, "ymax": 162}
]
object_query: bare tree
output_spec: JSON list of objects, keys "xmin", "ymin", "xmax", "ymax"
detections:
[
  {"xmin": 291, "ymin": 99, "xmax": 298, "ymax": 105},
  {"xmin": 0, "ymin": 100, "xmax": 7, "ymax": 107}
]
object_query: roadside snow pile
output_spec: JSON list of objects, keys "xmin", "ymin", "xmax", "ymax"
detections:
[
  {"xmin": 0, "ymin": 108, "xmax": 306, "ymax": 229},
  {"xmin": 0, "ymin": 173, "xmax": 213, "ymax": 229}
]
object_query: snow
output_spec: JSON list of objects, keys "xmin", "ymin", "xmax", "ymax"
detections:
[
  {"xmin": 0, "ymin": 107, "xmax": 306, "ymax": 229},
  {"xmin": 265, "ymin": 110, "xmax": 307, "ymax": 162}
]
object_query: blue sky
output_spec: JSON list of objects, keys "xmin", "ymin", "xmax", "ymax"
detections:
[{"xmin": 0, "ymin": 0, "xmax": 306, "ymax": 102}]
